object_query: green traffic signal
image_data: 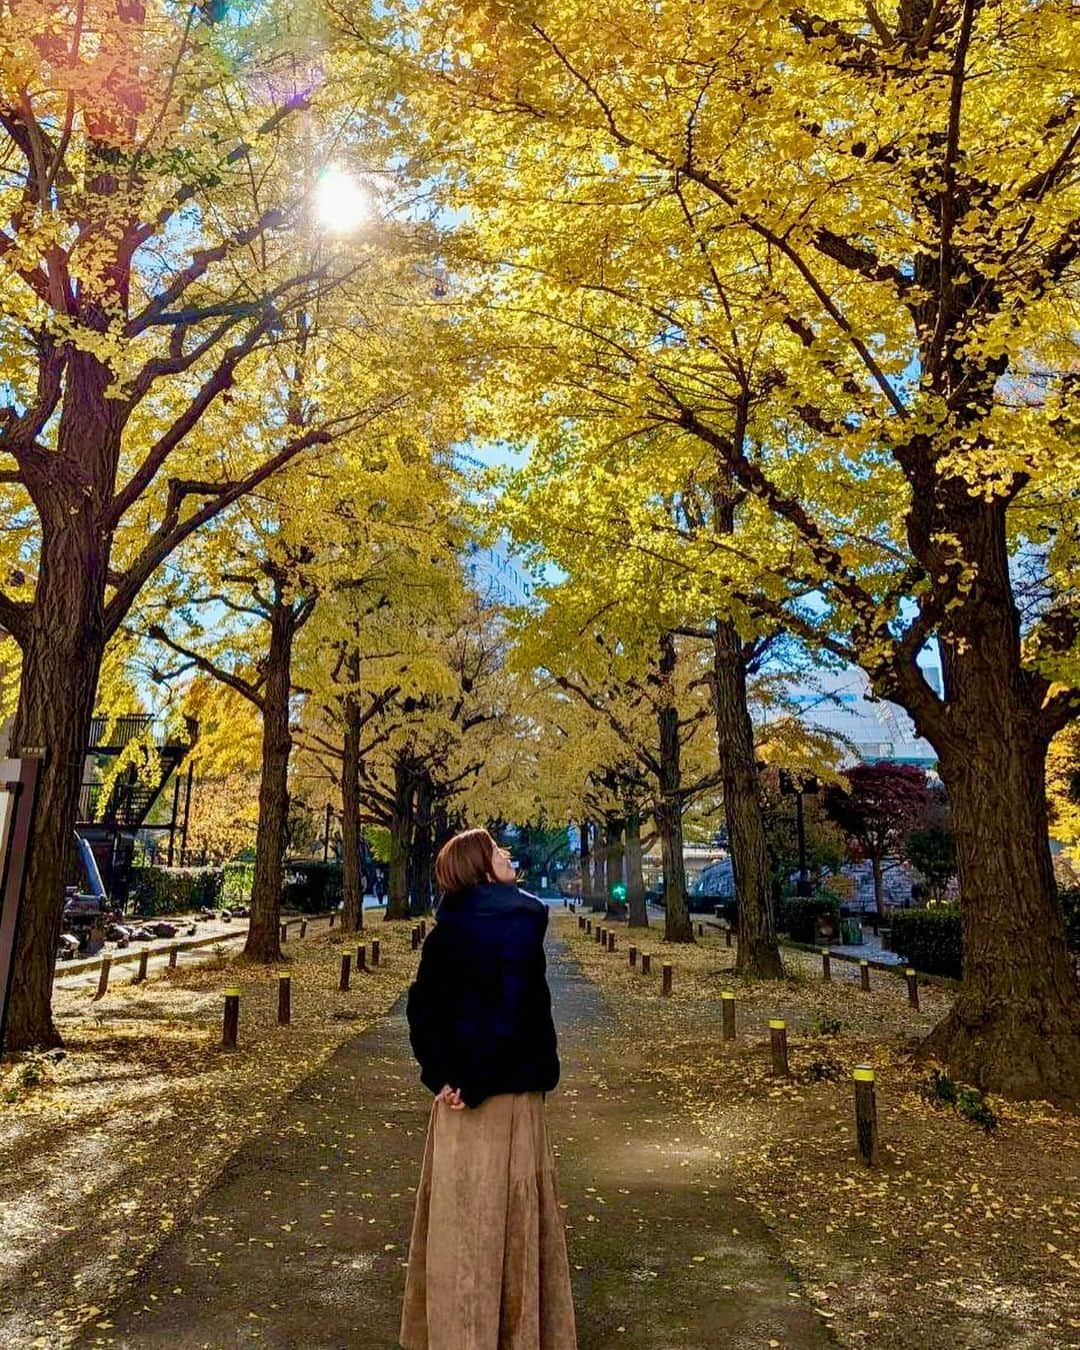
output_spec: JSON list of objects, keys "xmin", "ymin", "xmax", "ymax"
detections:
[{"xmin": 611, "ymin": 882, "xmax": 627, "ymax": 901}]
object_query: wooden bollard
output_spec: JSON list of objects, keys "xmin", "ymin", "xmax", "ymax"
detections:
[
  {"xmin": 328, "ymin": 911, "xmax": 335, "ymax": 928},
  {"xmin": 168, "ymin": 945, "xmax": 179, "ymax": 969},
  {"xmin": 372, "ymin": 938, "xmax": 380, "ymax": 966},
  {"xmin": 641, "ymin": 952, "xmax": 651, "ymax": 975},
  {"xmin": 300, "ymin": 920, "xmax": 307, "ymax": 938},
  {"xmin": 278, "ymin": 974, "xmax": 291, "ymax": 1025},
  {"xmin": 724, "ymin": 927, "xmax": 732, "ymax": 948},
  {"xmin": 821, "ymin": 948, "xmax": 831, "ymax": 981},
  {"xmin": 853, "ymin": 1065, "xmax": 880, "ymax": 1165},
  {"xmin": 419, "ymin": 920, "xmax": 426, "ymax": 939},
  {"xmin": 860, "ymin": 960, "xmax": 871, "ymax": 992},
  {"xmin": 905, "ymin": 968, "xmax": 919, "ymax": 1010},
  {"xmin": 280, "ymin": 922, "xmax": 287, "ymax": 943},
  {"xmin": 721, "ymin": 990, "xmax": 736, "ymax": 1041},
  {"xmin": 411, "ymin": 927, "xmax": 419, "ymax": 951},
  {"xmin": 134, "ymin": 949, "xmax": 149, "ymax": 983},
  {"xmin": 607, "ymin": 932, "xmax": 616, "ymax": 953},
  {"xmin": 697, "ymin": 922, "xmax": 703, "ymax": 937},
  {"xmin": 769, "ymin": 1019, "xmax": 789, "ymax": 1076},
  {"xmin": 578, "ymin": 915, "xmax": 586, "ymax": 930},
  {"xmin": 222, "ymin": 988, "xmax": 241, "ymax": 1049},
  {"xmin": 586, "ymin": 919, "xmax": 592, "ymax": 935},
  {"xmin": 95, "ymin": 957, "xmax": 111, "ymax": 999},
  {"xmin": 339, "ymin": 953, "xmax": 351, "ymax": 992},
  {"xmin": 629, "ymin": 945, "xmax": 637, "ymax": 968},
  {"xmin": 596, "ymin": 925, "xmax": 604, "ymax": 944},
  {"xmin": 356, "ymin": 944, "xmax": 366, "ymax": 972},
  {"xmin": 661, "ymin": 963, "xmax": 672, "ymax": 997}
]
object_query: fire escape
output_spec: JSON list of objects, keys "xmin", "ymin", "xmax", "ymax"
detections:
[{"xmin": 76, "ymin": 714, "xmax": 198, "ymax": 901}]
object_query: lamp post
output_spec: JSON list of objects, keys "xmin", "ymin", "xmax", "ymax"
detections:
[{"xmin": 780, "ymin": 771, "xmax": 818, "ymax": 897}]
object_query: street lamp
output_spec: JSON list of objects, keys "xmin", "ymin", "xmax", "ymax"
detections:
[{"xmin": 779, "ymin": 771, "xmax": 819, "ymax": 897}]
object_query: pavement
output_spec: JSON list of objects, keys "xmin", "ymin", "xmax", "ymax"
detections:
[{"xmin": 74, "ymin": 929, "xmax": 831, "ymax": 1350}]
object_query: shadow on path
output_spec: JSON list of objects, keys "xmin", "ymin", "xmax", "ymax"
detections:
[{"xmin": 77, "ymin": 932, "xmax": 831, "ymax": 1349}]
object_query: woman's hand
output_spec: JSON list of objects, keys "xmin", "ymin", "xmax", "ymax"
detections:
[{"xmin": 436, "ymin": 1083, "xmax": 465, "ymax": 1109}]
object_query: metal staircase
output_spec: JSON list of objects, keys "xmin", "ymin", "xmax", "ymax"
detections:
[{"xmin": 76, "ymin": 715, "xmax": 198, "ymax": 901}]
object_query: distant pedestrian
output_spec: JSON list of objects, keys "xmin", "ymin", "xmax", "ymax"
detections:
[{"xmin": 400, "ymin": 828, "xmax": 576, "ymax": 1349}]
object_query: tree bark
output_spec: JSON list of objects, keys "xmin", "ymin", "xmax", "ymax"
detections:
[
  {"xmin": 712, "ymin": 621, "xmax": 784, "ymax": 978},
  {"xmin": 578, "ymin": 819, "xmax": 591, "ymax": 905},
  {"xmin": 657, "ymin": 632, "xmax": 693, "ymax": 942},
  {"xmin": 919, "ymin": 721, "xmax": 1079, "ymax": 1101},
  {"xmin": 902, "ymin": 489, "xmax": 1080, "ymax": 1102},
  {"xmin": 589, "ymin": 820, "xmax": 606, "ymax": 912},
  {"xmin": 871, "ymin": 854, "xmax": 886, "ymax": 920},
  {"xmin": 409, "ymin": 773, "xmax": 433, "ymax": 916},
  {"xmin": 604, "ymin": 817, "xmax": 624, "ymax": 914},
  {"xmin": 385, "ymin": 756, "xmax": 413, "ymax": 921},
  {"xmin": 340, "ymin": 689, "xmax": 364, "ymax": 933},
  {"xmin": 245, "ymin": 596, "xmax": 297, "ymax": 963},
  {"xmin": 4, "ymin": 534, "xmax": 107, "ymax": 1049},
  {"xmin": 625, "ymin": 812, "xmax": 648, "ymax": 928}
]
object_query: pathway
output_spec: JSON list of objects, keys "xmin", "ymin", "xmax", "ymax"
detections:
[{"xmin": 75, "ymin": 932, "xmax": 831, "ymax": 1349}]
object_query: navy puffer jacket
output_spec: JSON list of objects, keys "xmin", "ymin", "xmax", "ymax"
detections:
[{"xmin": 405, "ymin": 882, "xmax": 560, "ymax": 1109}]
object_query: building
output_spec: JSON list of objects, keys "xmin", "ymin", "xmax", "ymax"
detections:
[
  {"xmin": 766, "ymin": 665, "xmax": 940, "ymax": 769},
  {"xmin": 463, "ymin": 537, "xmax": 534, "ymax": 609}
]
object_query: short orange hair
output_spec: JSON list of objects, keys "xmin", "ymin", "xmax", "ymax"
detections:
[{"xmin": 435, "ymin": 828, "xmax": 496, "ymax": 894}]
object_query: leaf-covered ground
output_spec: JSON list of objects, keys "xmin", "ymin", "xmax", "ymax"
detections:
[
  {"xmin": 551, "ymin": 911, "xmax": 1079, "ymax": 1350},
  {"xmin": 0, "ymin": 913, "xmax": 418, "ymax": 1348}
]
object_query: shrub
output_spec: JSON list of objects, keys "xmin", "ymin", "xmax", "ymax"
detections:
[
  {"xmin": 128, "ymin": 865, "xmax": 223, "ymax": 916},
  {"xmin": 222, "ymin": 861, "xmax": 255, "ymax": 906},
  {"xmin": 777, "ymin": 894, "xmax": 840, "ymax": 945},
  {"xmin": 281, "ymin": 860, "xmax": 343, "ymax": 914},
  {"xmin": 889, "ymin": 906, "xmax": 962, "ymax": 978},
  {"xmin": 922, "ymin": 1069, "xmax": 997, "ymax": 1132},
  {"xmin": 1058, "ymin": 888, "xmax": 1080, "ymax": 953},
  {"xmin": 809, "ymin": 1012, "xmax": 843, "ymax": 1037}
]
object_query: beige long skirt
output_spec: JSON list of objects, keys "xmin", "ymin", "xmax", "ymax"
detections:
[{"xmin": 399, "ymin": 1091, "xmax": 578, "ymax": 1350}]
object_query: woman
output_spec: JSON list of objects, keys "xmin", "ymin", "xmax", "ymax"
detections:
[{"xmin": 399, "ymin": 828, "xmax": 578, "ymax": 1350}]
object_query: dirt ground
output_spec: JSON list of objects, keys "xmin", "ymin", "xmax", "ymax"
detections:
[
  {"xmin": 0, "ymin": 911, "xmax": 416, "ymax": 1348},
  {"xmin": 551, "ymin": 911, "xmax": 1080, "ymax": 1349}
]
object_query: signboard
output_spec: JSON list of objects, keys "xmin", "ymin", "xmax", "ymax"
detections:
[{"xmin": 0, "ymin": 755, "xmax": 43, "ymax": 1055}]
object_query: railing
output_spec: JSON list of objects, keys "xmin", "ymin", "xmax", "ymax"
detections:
[{"xmin": 87, "ymin": 714, "xmax": 197, "ymax": 751}]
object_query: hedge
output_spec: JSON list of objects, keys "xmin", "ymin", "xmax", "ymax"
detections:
[
  {"xmin": 889, "ymin": 906, "xmax": 962, "ymax": 978},
  {"xmin": 778, "ymin": 895, "xmax": 840, "ymax": 945},
  {"xmin": 128, "ymin": 865, "xmax": 224, "ymax": 916},
  {"xmin": 891, "ymin": 893, "xmax": 1080, "ymax": 980},
  {"xmin": 282, "ymin": 860, "xmax": 343, "ymax": 914}
]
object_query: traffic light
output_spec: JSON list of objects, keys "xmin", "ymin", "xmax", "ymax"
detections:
[{"xmin": 611, "ymin": 882, "xmax": 627, "ymax": 902}]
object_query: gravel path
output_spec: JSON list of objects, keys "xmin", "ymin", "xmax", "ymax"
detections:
[{"xmin": 75, "ymin": 931, "xmax": 831, "ymax": 1349}]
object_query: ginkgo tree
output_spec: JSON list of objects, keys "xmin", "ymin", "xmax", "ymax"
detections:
[
  {"xmin": 0, "ymin": 0, "xmax": 437, "ymax": 1049},
  {"xmin": 370, "ymin": 0, "xmax": 1080, "ymax": 1100}
]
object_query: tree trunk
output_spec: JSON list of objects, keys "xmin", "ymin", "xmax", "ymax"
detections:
[
  {"xmin": 871, "ymin": 854, "xmax": 886, "ymax": 920},
  {"xmin": 589, "ymin": 820, "xmax": 606, "ymax": 912},
  {"xmin": 920, "ymin": 722, "xmax": 1079, "ymax": 1101},
  {"xmin": 625, "ymin": 812, "xmax": 648, "ymax": 928},
  {"xmin": 712, "ymin": 621, "xmax": 783, "ymax": 978},
  {"xmin": 578, "ymin": 819, "xmax": 591, "ymax": 905},
  {"xmin": 409, "ymin": 774, "xmax": 433, "ymax": 917},
  {"xmin": 901, "ymin": 489, "xmax": 1079, "ymax": 1101},
  {"xmin": 245, "ymin": 598, "xmax": 297, "ymax": 963},
  {"xmin": 4, "ymin": 347, "xmax": 123, "ymax": 1050},
  {"xmin": 657, "ymin": 632, "xmax": 693, "ymax": 942},
  {"xmin": 604, "ymin": 817, "xmax": 624, "ymax": 914},
  {"xmin": 385, "ymin": 757, "xmax": 412, "ymax": 921},
  {"xmin": 340, "ymin": 690, "xmax": 363, "ymax": 933},
  {"xmin": 4, "ymin": 545, "xmax": 106, "ymax": 1050}
]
